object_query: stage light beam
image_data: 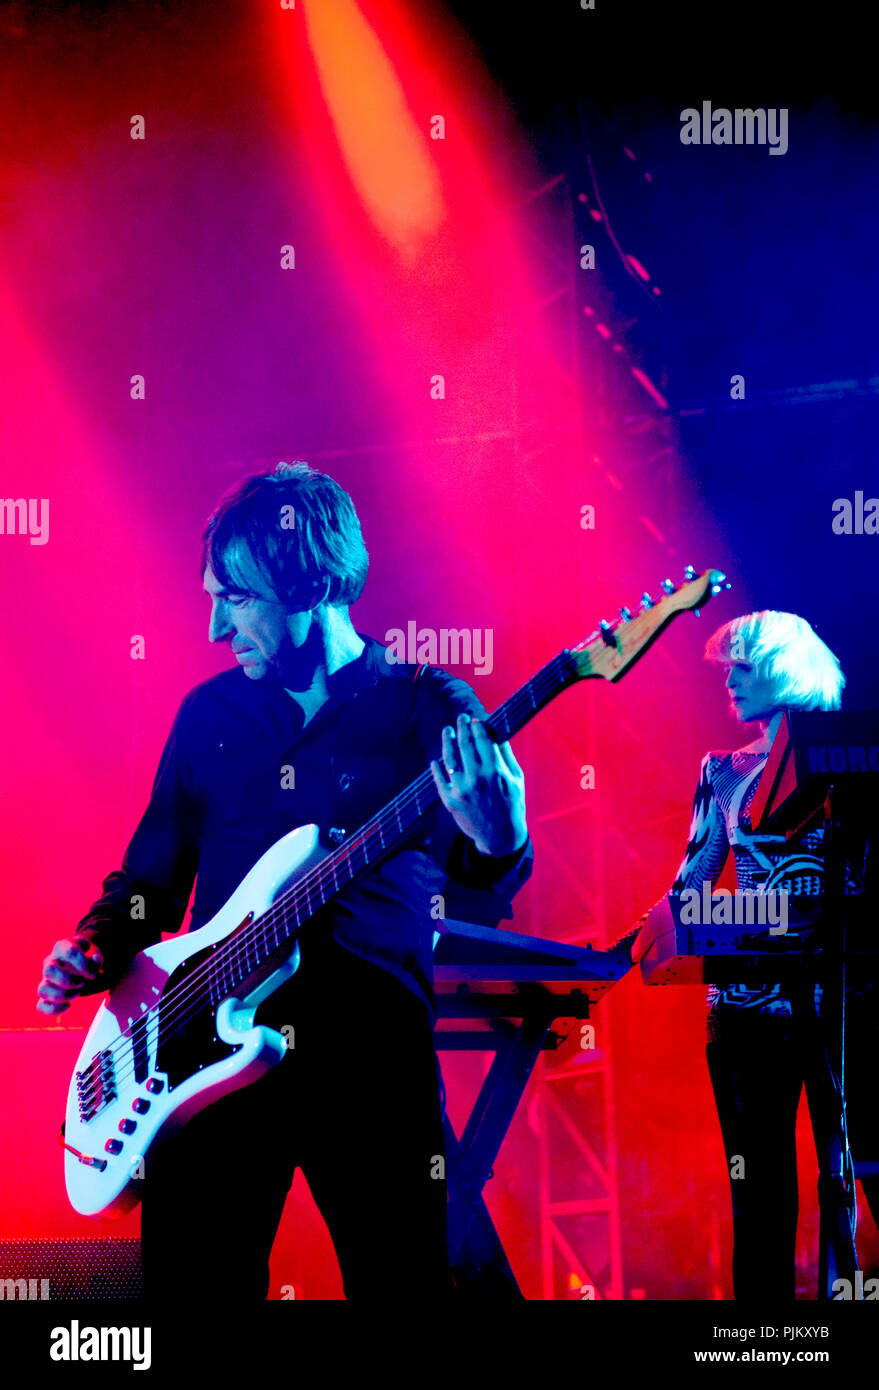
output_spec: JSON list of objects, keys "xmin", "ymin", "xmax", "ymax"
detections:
[{"xmin": 301, "ymin": 0, "xmax": 445, "ymax": 261}]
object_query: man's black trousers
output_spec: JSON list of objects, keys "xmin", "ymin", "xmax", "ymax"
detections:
[{"xmin": 140, "ymin": 936, "xmax": 453, "ymax": 1300}]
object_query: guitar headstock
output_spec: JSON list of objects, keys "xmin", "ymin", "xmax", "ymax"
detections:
[{"xmin": 569, "ymin": 566, "xmax": 731, "ymax": 683}]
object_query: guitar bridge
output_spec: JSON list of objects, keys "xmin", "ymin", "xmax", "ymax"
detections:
[{"xmin": 76, "ymin": 1047, "xmax": 117, "ymax": 1123}]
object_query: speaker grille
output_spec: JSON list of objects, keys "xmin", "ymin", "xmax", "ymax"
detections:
[{"xmin": 0, "ymin": 1238, "xmax": 142, "ymax": 1300}]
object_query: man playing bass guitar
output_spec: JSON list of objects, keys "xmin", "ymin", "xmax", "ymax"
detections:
[{"xmin": 37, "ymin": 462, "xmax": 533, "ymax": 1301}]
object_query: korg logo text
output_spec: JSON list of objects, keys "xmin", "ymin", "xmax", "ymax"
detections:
[{"xmin": 808, "ymin": 745, "xmax": 879, "ymax": 774}]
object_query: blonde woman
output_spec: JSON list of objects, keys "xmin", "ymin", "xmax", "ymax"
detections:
[{"xmin": 619, "ymin": 612, "xmax": 875, "ymax": 1299}]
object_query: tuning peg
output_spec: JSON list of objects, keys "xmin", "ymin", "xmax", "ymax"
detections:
[
  {"xmin": 683, "ymin": 564, "xmax": 696, "ymax": 580},
  {"xmin": 661, "ymin": 578, "xmax": 675, "ymax": 594},
  {"xmin": 641, "ymin": 592, "xmax": 654, "ymax": 609},
  {"xmin": 619, "ymin": 606, "xmax": 632, "ymax": 622},
  {"xmin": 708, "ymin": 568, "xmax": 730, "ymax": 596},
  {"xmin": 599, "ymin": 619, "xmax": 616, "ymax": 646}
]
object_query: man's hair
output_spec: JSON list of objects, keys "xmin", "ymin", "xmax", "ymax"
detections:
[
  {"xmin": 704, "ymin": 610, "xmax": 845, "ymax": 711},
  {"xmin": 201, "ymin": 462, "xmax": 369, "ymax": 609}
]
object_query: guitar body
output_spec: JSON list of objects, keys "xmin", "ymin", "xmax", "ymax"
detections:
[{"xmin": 64, "ymin": 823, "xmax": 328, "ymax": 1217}]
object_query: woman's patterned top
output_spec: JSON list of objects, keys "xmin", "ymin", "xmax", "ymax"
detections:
[
  {"xmin": 673, "ymin": 750, "xmax": 794, "ymax": 1015},
  {"xmin": 670, "ymin": 748, "xmax": 861, "ymax": 1020},
  {"xmin": 607, "ymin": 745, "xmax": 865, "ymax": 1024}
]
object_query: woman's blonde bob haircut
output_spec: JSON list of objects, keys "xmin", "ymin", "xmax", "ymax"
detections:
[{"xmin": 704, "ymin": 611, "xmax": 845, "ymax": 711}]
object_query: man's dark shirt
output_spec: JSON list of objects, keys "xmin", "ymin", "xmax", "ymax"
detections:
[{"xmin": 75, "ymin": 635, "xmax": 533, "ymax": 1017}]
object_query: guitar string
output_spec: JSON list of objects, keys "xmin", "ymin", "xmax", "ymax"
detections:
[{"xmin": 74, "ymin": 654, "xmax": 576, "ymax": 1109}]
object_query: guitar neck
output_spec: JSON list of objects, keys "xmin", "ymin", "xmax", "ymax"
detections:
[
  {"xmin": 216, "ymin": 566, "xmax": 727, "ymax": 986},
  {"xmin": 209, "ymin": 659, "xmax": 578, "ymax": 996}
]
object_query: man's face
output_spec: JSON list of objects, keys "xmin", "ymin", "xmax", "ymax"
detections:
[{"xmin": 203, "ymin": 549, "xmax": 314, "ymax": 683}]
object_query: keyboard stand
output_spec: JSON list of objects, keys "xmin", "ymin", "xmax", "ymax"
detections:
[{"xmin": 433, "ymin": 920, "xmax": 628, "ymax": 1298}]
